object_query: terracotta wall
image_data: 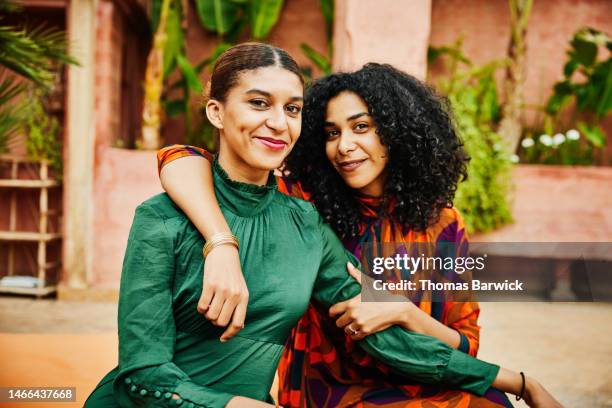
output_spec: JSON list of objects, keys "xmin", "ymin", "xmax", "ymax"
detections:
[
  {"xmin": 430, "ymin": 0, "xmax": 612, "ymax": 156},
  {"xmin": 474, "ymin": 165, "xmax": 612, "ymax": 243},
  {"xmin": 91, "ymin": 147, "xmax": 161, "ymax": 288},
  {"xmin": 333, "ymin": 0, "xmax": 431, "ymax": 78},
  {"xmin": 88, "ymin": 0, "xmax": 159, "ymax": 289},
  {"xmin": 94, "ymin": 0, "xmax": 123, "ymax": 151}
]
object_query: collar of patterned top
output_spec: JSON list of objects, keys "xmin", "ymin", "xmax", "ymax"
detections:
[{"xmin": 212, "ymin": 155, "xmax": 278, "ymax": 217}]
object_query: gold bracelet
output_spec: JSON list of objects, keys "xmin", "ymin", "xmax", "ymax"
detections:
[{"xmin": 203, "ymin": 232, "xmax": 239, "ymax": 257}]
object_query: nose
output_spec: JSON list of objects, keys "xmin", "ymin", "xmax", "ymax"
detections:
[
  {"xmin": 265, "ymin": 107, "xmax": 288, "ymax": 133},
  {"xmin": 337, "ymin": 132, "xmax": 356, "ymax": 155}
]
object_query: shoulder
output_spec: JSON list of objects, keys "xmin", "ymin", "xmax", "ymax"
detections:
[
  {"xmin": 138, "ymin": 193, "xmax": 186, "ymax": 221},
  {"xmin": 132, "ymin": 194, "xmax": 198, "ymax": 249},
  {"xmin": 438, "ymin": 207, "xmax": 464, "ymax": 226},
  {"xmin": 428, "ymin": 207, "xmax": 467, "ymax": 242}
]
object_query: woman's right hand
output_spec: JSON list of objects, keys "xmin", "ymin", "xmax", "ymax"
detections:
[
  {"xmin": 199, "ymin": 244, "xmax": 249, "ymax": 342},
  {"xmin": 523, "ymin": 376, "xmax": 564, "ymax": 408}
]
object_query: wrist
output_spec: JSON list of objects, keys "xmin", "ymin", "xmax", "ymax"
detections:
[
  {"xmin": 523, "ymin": 375, "xmax": 537, "ymax": 400},
  {"xmin": 203, "ymin": 232, "xmax": 239, "ymax": 257},
  {"xmin": 398, "ymin": 302, "xmax": 418, "ymax": 331},
  {"xmin": 208, "ymin": 243, "xmax": 239, "ymax": 254}
]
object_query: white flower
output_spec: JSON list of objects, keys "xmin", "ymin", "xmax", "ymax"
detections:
[
  {"xmin": 493, "ymin": 143, "xmax": 503, "ymax": 151},
  {"xmin": 521, "ymin": 138, "xmax": 535, "ymax": 148},
  {"xmin": 510, "ymin": 154, "xmax": 519, "ymax": 163},
  {"xmin": 553, "ymin": 133, "xmax": 566, "ymax": 145},
  {"xmin": 539, "ymin": 134, "xmax": 553, "ymax": 146},
  {"xmin": 566, "ymin": 129, "xmax": 580, "ymax": 141}
]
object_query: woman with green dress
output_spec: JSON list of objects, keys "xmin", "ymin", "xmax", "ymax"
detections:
[{"xmin": 85, "ymin": 43, "xmax": 559, "ymax": 408}]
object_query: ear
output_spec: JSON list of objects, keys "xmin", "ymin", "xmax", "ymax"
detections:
[{"xmin": 205, "ymin": 99, "xmax": 224, "ymax": 130}]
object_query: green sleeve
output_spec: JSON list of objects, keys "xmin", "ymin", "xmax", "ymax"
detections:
[
  {"xmin": 312, "ymin": 216, "xmax": 499, "ymax": 396},
  {"xmin": 113, "ymin": 203, "xmax": 234, "ymax": 408}
]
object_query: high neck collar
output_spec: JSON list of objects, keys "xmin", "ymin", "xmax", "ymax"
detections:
[
  {"xmin": 356, "ymin": 195, "xmax": 386, "ymax": 219},
  {"xmin": 212, "ymin": 156, "xmax": 277, "ymax": 217}
]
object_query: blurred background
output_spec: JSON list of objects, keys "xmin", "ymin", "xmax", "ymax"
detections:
[{"xmin": 0, "ymin": 0, "xmax": 610, "ymax": 406}]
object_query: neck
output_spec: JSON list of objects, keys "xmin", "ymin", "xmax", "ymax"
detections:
[
  {"xmin": 357, "ymin": 176, "xmax": 386, "ymax": 197},
  {"xmin": 218, "ymin": 148, "xmax": 269, "ymax": 186}
]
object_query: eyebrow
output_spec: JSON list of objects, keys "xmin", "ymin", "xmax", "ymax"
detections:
[
  {"xmin": 324, "ymin": 112, "xmax": 370, "ymax": 127},
  {"xmin": 348, "ymin": 112, "xmax": 369, "ymax": 121},
  {"xmin": 245, "ymin": 88, "xmax": 303, "ymax": 102}
]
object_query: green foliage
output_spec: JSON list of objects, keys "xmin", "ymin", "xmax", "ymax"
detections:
[
  {"xmin": 534, "ymin": 27, "xmax": 611, "ymax": 164},
  {"xmin": 300, "ymin": 43, "xmax": 331, "ymax": 77},
  {"xmin": 0, "ymin": 1, "xmax": 76, "ymax": 155},
  {"xmin": 190, "ymin": 0, "xmax": 285, "ymax": 40},
  {"xmin": 427, "ymin": 45, "xmax": 470, "ymax": 66},
  {"xmin": 250, "ymin": 0, "xmax": 284, "ymax": 39},
  {"xmin": 0, "ymin": 73, "xmax": 25, "ymax": 153},
  {"xmin": 429, "ymin": 42, "xmax": 513, "ymax": 234},
  {"xmin": 300, "ymin": 0, "xmax": 334, "ymax": 82},
  {"xmin": 319, "ymin": 0, "xmax": 333, "ymax": 54},
  {"xmin": 194, "ymin": 0, "xmax": 244, "ymax": 35},
  {"xmin": 0, "ymin": 19, "xmax": 77, "ymax": 87},
  {"xmin": 176, "ymin": 54, "xmax": 203, "ymax": 93},
  {"xmin": 519, "ymin": 128, "xmax": 594, "ymax": 165},
  {"xmin": 162, "ymin": 1, "xmax": 184, "ymax": 77},
  {"xmin": 578, "ymin": 121, "xmax": 606, "ymax": 147},
  {"xmin": 186, "ymin": 117, "xmax": 217, "ymax": 152},
  {"xmin": 22, "ymin": 88, "xmax": 63, "ymax": 177}
]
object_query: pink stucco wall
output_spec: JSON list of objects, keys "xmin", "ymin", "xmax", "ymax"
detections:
[
  {"xmin": 90, "ymin": 147, "xmax": 162, "ymax": 288},
  {"xmin": 474, "ymin": 164, "xmax": 612, "ymax": 243},
  {"xmin": 333, "ymin": 0, "xmax": 431, "ymax": 78},
  {"xmin": 431, "ymin": 0, "xmax": 611, "ymax": 104},
  {"xmin": 430, "ymin": 0, "xmax": 611, "ymax": 147}
]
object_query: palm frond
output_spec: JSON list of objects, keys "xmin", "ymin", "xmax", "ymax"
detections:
[
  {"xmin": 0, "ymin": 18, "xmax": 78, "ymax": 86},
  {"xmin": 0, "ymin": 70, "xmax": 26, "ymax": 153}
]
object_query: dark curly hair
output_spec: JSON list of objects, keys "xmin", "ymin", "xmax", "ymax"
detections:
[{"xmin": 284, "ymin": 63, "xmax": 469, "ymax": 240}]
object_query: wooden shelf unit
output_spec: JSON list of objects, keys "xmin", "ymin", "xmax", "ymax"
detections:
[{"xmin": 0, "ymin": 156, "xmax": 62, "ymax": 297}]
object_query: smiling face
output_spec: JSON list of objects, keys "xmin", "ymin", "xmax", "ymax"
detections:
[
  {"xmin": 324, "ymin": 91, "xmax": 388, "ymax": 197},
  {"xmin": 207, "ymin": 65, "xmax": 303, "ymax": 184}
]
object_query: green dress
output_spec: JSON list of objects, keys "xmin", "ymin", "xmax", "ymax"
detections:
[{"xmin": 85, "ymin": 159, "xmax": 499, "ymax": 408}]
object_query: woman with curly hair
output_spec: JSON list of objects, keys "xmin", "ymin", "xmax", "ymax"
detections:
[
  {"xmin": 87, "ymin": 42, "xmax": 526, "ymax": 408},
  {"xmin": 156, "ymin": 62, "xmax": 561, "ymax": 407}
]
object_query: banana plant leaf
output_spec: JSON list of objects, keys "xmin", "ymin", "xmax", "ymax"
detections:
[
  {"xmin": 250, "ymin": 0, "xmax": 284, "ymax": 39},
  {"xmin": 176, "ymin": 53, "xmax": 203, "ymax": 93},
  {"xmin": 163, "ymin": 2, "xmax": 184, "ymax": 77},
  {"xmin": 300, "ymin": 43, "xmax": 331, "ymax": 75},
  {"xmin": 194, "ymin": 0, "xmax": 243, "ymax": 35}
]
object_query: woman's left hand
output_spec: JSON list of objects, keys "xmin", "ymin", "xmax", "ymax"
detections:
[{"xmin": 329, "ymin": 263, "xmax": 412, "ymax": 340}]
